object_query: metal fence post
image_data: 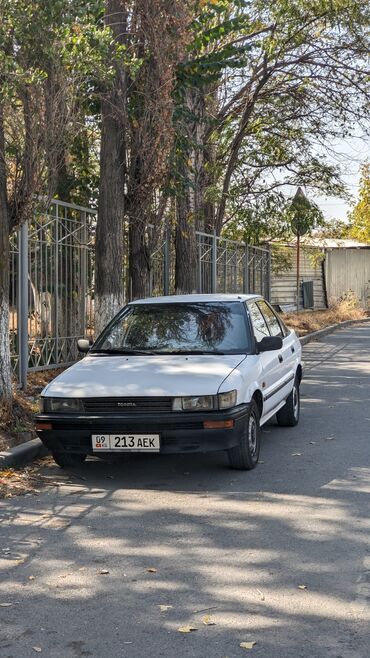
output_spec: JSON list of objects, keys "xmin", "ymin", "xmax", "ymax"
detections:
[
  {"xmin": 244, "ymin": 244, "xmax": 249, "ymax": 293},
  {"xmin": 54, "ymin": 203, "xmax": 59, "ymax": 364},
  {"xmin": 266, "ymin": 245, "xmax": 272, "ymax": 301},
  {"xmin": 80, "ymin": 211, "xmax": 87, "ymax": 336},
  {"xmin": 163, "ymin": 230, "xmax": 170, "ymax": 296},
  {"xmin": 18, "ymin": 222, "xmax": 29, "ymax": 389},
  {"xmin": 211, "ymin": 231, "xmax": 217, "ymax": 293}
]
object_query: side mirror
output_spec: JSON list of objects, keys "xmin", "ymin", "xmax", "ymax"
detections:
[
  {"xmin": 77, "ymin": 338, "xmax": 92, "ymax": 354},
  {"xmin": 257, "ymin": 336, "xmax": 283, "ymax": 352}
]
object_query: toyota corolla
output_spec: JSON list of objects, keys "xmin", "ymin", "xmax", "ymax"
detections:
[{"xmin": 35, "ymin": 294, "xmax": 302, "ymax": 470}]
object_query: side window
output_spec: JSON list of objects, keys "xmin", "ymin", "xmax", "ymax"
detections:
[
  {"xmin": 247, "ymin": 302, "xmax": 270, "ymax": 342},
  {"xmin": 257, "ymin": 301, "xmax": 283, "ymax": 338}
]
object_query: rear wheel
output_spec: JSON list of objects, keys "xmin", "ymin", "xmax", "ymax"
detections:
[
  {"xmin": 276, "ymin": 378, "xmax": 300, "ymax": 427},
  {"xmin": 52, "ymin": 452, "xmax": 87, "ymax": 468},
  {"xmin": 228, "ymin": 399, "xmax": 261, "ymax": 470}
]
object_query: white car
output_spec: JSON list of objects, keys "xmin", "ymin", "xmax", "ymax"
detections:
[{"xmin": 36, "ymin": 294, "xmax": 302, "ymax": 470}]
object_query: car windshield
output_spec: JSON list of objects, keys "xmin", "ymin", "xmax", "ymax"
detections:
[{"xmin": 92, "ymin": 302, "xmax": 250, "ymax": 355}]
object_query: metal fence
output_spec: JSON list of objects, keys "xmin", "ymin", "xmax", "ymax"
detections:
[
  {"xmin": 10, "ymin": 200, "xmax": 96, "ymax": 387},
  {"xmin": 9, "ymin": 199, "xmax": 270, "ymax": 386}
]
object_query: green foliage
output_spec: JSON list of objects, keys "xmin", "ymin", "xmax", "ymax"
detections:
[
  {"xmin": 348, "ymin": 164, "xmax": 370, "ymax": 243},
  {"xmin": 289, "ymin": 188, "xmax": 323, "ymax": 237}
]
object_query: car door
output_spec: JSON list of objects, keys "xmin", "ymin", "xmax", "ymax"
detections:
[
  {"xmin": 256, "ymin": 299, "xmax": 296, "ymax": 406},
  {"xmin": 247, "ymin": 300, "xmax": 285, "ymax": 416}
]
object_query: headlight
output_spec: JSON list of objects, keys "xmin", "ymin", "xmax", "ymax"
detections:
[
  {"xmin": 218, "ymin": 390, "xmax": 237, "ymax": 409},
  {"xmin": 43, "ymin": 398, "xmax": 84, "ymax": 413},
  {"xmin": 172, "ymin": 390, "xmax": 237, "ymax": 411},
  {"xmin": 173, "ymin": 395, "xmax": 214, "ymax": 411}
]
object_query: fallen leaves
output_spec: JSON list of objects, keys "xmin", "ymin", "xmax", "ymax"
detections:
[
  {"xmin": 202, "ymin": 615, "xmax": 216, "ymax": 626},
  {"xmin": 0, "ymin": 462, "xmax": 48, "ymax": 499},
  {"xmin": 0, "ymin": 469, "xmax": 15, "ymax": 478},
  {"xmin": 240, "ymin": 641, "xmax": 257, "ymax": 650},
  {"xmin": 146, "ymin": 567, "xmax": 157, "ymax": 573},
  {"xmin": 177, "ymin": 626, "xmax": 198, "ymax": 633}
]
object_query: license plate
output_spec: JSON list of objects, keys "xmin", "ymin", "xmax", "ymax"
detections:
[{"xmin": 92, "ymin": 434, "xmax": 160, "ymax": 452}]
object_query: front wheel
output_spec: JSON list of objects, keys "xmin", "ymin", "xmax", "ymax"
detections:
[
  {"xmin": 52, "ymin": 452, "xmax": 87, "ymax": 468},
  {"xmin": 228, "ymin": 400, "xmax": 261, "ymax": 470},
  {"xmin": 276, "ymin": 379, "xmax": 300, "ymax": 427}
]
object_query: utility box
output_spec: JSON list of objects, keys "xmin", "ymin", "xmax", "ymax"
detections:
[{"xmin": 302, "ymin": 280, "xmax": 314, "ymax": 308}]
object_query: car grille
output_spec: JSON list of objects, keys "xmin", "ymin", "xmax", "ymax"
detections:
[{"xmin": 82, "ymin": 397, "xmax": 173, "ymax": 414}]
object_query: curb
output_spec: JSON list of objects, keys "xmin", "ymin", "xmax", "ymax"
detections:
[
  {"xmin": 299, "ymin": 317, "xmax": 370, "ymax": 346},
  {"xmin": 0, "ymin": 438, "xmax": 47, "ymax": 469}
]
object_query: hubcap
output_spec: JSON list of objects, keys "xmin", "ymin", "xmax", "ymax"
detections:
[
  {"xmin": 248, "ymin": 414, "xmax": 257, "ymax": 455},
  {"xmin": 293, "ymin": 385, "xmax": 299, "ymax": 419}
]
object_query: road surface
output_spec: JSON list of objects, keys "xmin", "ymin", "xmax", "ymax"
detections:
[{"xmin": 1, "ymin": 324, "xmax": 370, "ymax": 658}]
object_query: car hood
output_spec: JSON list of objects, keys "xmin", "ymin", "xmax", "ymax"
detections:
[{"xmin": 42, "ymin": 354, "xmax": 247, "ymax": 398}]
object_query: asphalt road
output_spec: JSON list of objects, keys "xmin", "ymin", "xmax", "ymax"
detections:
[{"xmin": 1, "ymin": 324, "xmax": 370, "ymax": 658}]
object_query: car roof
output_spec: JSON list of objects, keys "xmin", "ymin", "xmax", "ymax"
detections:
[{"xmin": 129, "ymin": 293, "xmax": 262, "ymax": 305}]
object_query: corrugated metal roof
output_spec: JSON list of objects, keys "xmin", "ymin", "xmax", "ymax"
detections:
[{"xmin": 272, "ymin": 237, "xmax": 370, "ymax": 249}]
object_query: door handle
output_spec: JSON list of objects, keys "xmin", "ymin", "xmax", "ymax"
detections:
[
  {"xmin": 291, "ymin": 346, "xmax": 295, "ymax": 353},
  {"xmin": 278, "ymin": 354, "xmax": 283, "ymax": 363}
]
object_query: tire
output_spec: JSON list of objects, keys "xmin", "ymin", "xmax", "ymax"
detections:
[
  {"xmin": 52, "ymin": 452, "xmax": 87, "ymax": 468},
  {"xmin": 276, "ymin": 378, "xmax": 300, "ymax": 427},
  {"xmin": 228, "ymin": 399, "xmax": 261, "ymax": 470}
]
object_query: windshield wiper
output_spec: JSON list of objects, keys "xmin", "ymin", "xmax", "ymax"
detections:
[
  {"xmin": 159, "ymin": 349, "xmax": 228, "ymax": 355},
  {"xmin": 91, "ymin": 348, "xmax": 158, "ymax": 355}
]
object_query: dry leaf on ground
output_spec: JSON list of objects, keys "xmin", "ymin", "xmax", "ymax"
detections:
[
  {"xmin": 158, "ymin": 605, "xmax": 172, "ymax": 612},
  {"xmin": 240, "ymin": 641, "xmax": 257, "ymax": 650},
  {"xmin": 146, "ymin": 567, "xmax": 157, "ymax": 573},
  {"xmin": 178, "ymin": 626, "xmax": 198, "ymax": 633},
  {"xmin": 202, "ymin": 615, "xmax": 216, "ymax": 625}
]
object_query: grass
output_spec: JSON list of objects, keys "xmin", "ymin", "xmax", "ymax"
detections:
[{"xmin": 282, "ymin": 297, "xmax": 367, "ymax": 336}]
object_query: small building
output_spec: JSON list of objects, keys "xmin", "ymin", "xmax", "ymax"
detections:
[{"xmin": 270, "ymin": 238, "xmax": 370, "ymax": 310}]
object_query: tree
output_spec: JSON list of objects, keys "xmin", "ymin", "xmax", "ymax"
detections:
[
  {"xmin": 94, "ymin": 0, "xmax": 127, "ymax": 335},
  {"xmin": 172, "ymin": 0, "xmax": 369, "ymax": 288},
  {"xmin": 348, "ymin": 163, "xmax": 370, "ymax": 243},
  {"xmin": 0, "ymin": 0, "xmax": 109, "ymax": 401}
]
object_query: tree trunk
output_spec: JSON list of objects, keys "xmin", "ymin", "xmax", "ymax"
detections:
[
  {"xmin": 174, "ymin": 87, "xmax": 205, "ymax": 293},
  {"xmin": 175, "ymin": 189, "xmax": 197, "ymax": 294},
  {"xmin": 94, "ymin": 0, "xmax": 126, "ymax": 336},
  {"xmin": 0, "ymin": 104, "xmax": 12, "ymax": 401},
  {"xmin": 129, "ymin": 218, "xmax": 150, "ymax": 299}
]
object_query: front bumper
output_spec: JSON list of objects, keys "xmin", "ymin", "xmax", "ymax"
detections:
[{"xmin": 35, "ymin": 404, "xmax": 250, "ymax": 456}]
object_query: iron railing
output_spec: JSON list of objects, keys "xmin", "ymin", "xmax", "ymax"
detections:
[{"xmin": 9, "ymin": 200, "xmax": 271, "ymax": 386}]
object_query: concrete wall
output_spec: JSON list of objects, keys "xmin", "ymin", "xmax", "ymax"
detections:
[
  {"xmin": 271, "ymin": 246, "xmax": 326, "ymax": 310},
  {"xmin": 325, "ymin": 248, "xmax": 370, "ymax": 308}
]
